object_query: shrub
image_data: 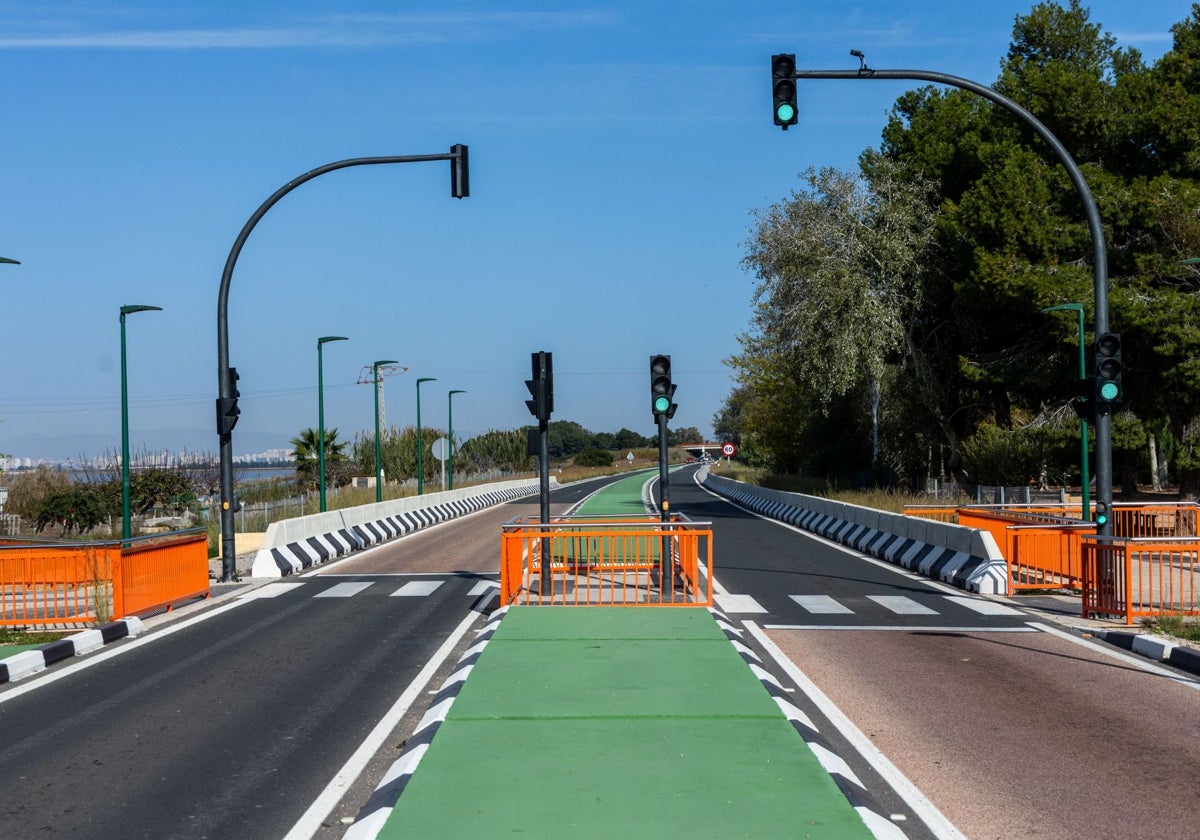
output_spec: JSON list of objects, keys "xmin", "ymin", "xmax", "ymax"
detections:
[{"xmin": 574, "ymin": 448, "xmax": 613, "ymax": 467}]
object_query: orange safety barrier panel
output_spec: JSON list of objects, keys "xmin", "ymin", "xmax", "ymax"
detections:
[
  {"xmin": 955, "ymin": 509, "xmax": 1091, "ymax": 591},
  {"xmin": 0, "ymin": 530, "xmax": 209, "ymax": 627},
  {"xmin": 500, "ymin": 514, "xmax": 712, "ymax": 607},
  {"xmin": 1082, "ymin": 537, "xmax": 1200, "ymax": 625}
]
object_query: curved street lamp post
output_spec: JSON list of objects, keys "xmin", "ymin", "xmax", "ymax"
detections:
[
  {"xmin": 120, "ymin": 305, "xmax": 162, "ymax": 543},
  {"xmin": 789, "ymin": 60, "xmax": 1113, "ymax": 532},
  {"xmin": 317, "ymin": 336, "xmax": 349, "ymax": 512},
  {"xmin": 214, "ymin": 145, "xmax": 469, "ymax": 581},
  {"xmin": 448, "ymin": 389, "xmax": 466, "ymax": 490},
  {"xmin": 416, "ymin": 377, "xmax": 437, "ymax": 494},
  {"xmin": 372, "ymin": 360, "xmax": 399, "ymax": 504}
]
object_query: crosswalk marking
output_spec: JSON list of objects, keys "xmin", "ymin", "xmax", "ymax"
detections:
[
  {"xmin": 469, "ymin": 580, "xmax": 499, "ymax": 596},
  {"xmin": 714, "ymin": 593, "xmax": 768, "ymax": 614},
  {"xmin": 942, "ymin": 595, "xmax": 1025, "ymax": 616},
  {"xmin": 866, "ymin": 595, "xmax": 938, "ymax": 615},
  {"xmin": 791, "ymin": 595, "xmax": 854, "ymax": 614},
  {"xmin": 391, "ymin": 581, "xmax": 444, "ymax": 597},
  {"xmin": 315, "ymin": 582, "xmax": 374, "ymax": 598},
  {"xmin": 240, "ymin": 582, "xmax": 307, "ymax": 600}
]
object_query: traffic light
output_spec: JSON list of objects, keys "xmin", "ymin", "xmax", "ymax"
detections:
[
  {"xmin": 450, "ymin": 143, "xmax": 469, "ymax": 199},
  {"xmin": 650, "ymin": 354, "xmax": 676, "ymax": 419},
  {"xmin": 1071, "ymin": 377, "xmax": 1096, "ymax": 424},
  {"xmin": 1094, "ymin": 500, "xmax": 1110, "ymax": 528},
  {"xmin": 216, "ymin": 366, "xmax": 240, "ymax": 436},
  {"xmin": 1094, "ymin": 332, "xmax": 1123, "ymax": 413},
  {"xmin": 525, "ymin": 351, "xmax": 553, "ymax": 424},
  {"xmin": 771, "ymin": 53, "xmax": 798, "ymax": 130}
]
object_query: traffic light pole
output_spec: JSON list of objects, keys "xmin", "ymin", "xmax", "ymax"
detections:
[
  {"xmin": 216, "ymin": 148, "xmax": 469, "ymax": 581},
  {"xmin": 789, "ymin": 64, "xmax": 1112, "ymax": 533}
]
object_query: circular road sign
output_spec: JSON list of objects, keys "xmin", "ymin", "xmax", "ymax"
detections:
[
  {"xmin": 430, "ymin": 437, "xmax": 451, "ymax": 461},
  {"xmin": 721, "ymin": 443, "xmax": 737, "ymax": 457}
]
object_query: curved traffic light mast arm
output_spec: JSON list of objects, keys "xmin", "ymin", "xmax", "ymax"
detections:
[
  {"xmin": 791, "ymin": 64, "xmax": 1113, "ymax": 531},
  {"xmin": 215, "ymin": 147, "xmax": 469, "ymax": 581}
]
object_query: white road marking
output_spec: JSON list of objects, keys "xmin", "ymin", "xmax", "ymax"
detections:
[
  {"xmin": 282, "ymin": 608, "xmax": 486, "ymax": 840},
  {"xmin": 791, "ymin": 595, "xmax": 854, "ymax": 614},
  {"xmin": 943, "ymin": 595, "xmax": 1025, "ymax": 616},
  {"xmin": 315, "ymin": 582, "xmax": 374, "ymax": 598},
  {"xmin": 391, "ymin": 581, "xmax": 444, "ymax": 597},
  {"xmin": 714, "ymin": 593, "xmax": 768, "ymax": 614},
  {"xmin": 468, "ymin": 580, "xmax": 499, "ymax": 596},
  {"xmin": 744, "ymin": 621, "xmax": 968, "ymax": 840},
  {"xmin": 238, "ymin": 582, "xmax": 307, "ymax": 599},
  {"xmin": 868, "ymin": 595, "xmax": 938, "ymax": 615}
]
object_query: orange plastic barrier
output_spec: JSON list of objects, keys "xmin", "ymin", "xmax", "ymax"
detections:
[
  {"xmin": 500, "ymin": 515, "xmax": 712, "ymax": 607},
  {"xmin": 0, "ymin": 531, "xmax": 209, "ymax": 626}
]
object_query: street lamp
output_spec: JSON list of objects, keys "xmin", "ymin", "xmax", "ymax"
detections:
[
  {"xmin": 371, "ymin": 360, "xmax": 399, "ymax": 504},
  {"xmin": 317, "ymin": 336, "xmax": 349, "ymax": 512},
  {"xmin": 448, "ymin": 389, "xmax": 466, "ymax": 490},
  {"xmin": 0, "ymin": 257, "xmax": 19, "ymax": 265},
  {"xmin": 1044, "ymin": 304, "xmax": 1089, "ymax": 518},
  {"xmin": 119, "ymin": 304, "xmax": 162, "ymax": 543},
  {"xmin": 416, "ymin": 377, "xmax": 437, "ymax": 494}
]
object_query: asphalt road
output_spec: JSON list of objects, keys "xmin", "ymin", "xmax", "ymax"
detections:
[
  {"xmin": 668, "ymin": 466, "xmax": 1200, "ymax": 840},
  {"xmin": 0, "ymin": 474, "xmax": 625, "ymax": 840}
]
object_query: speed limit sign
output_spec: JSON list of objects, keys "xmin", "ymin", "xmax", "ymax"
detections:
[{"xmin": 721, "ymin": 442, "xmax": 737, "ymax": 457}]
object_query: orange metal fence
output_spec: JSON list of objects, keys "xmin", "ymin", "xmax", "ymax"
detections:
[
  {"xmin": 500, "ymin": 515, "xmax": 712, "ymax": 606},
  {"xmin": 1083, "ymin": 537, "xmax": 1200, "ymax": 625},
  {"xmin": 0, "ymin": 530, "xmax": 210, "ymax": 627},
  {"xmin": 904, "ymin": 503, "xmax": 1200, "ymax": 600}
]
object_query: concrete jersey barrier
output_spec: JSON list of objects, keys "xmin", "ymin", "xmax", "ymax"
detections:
[
  {"xmin": 251, "ymin": 477, "xmax": 551, "ymax": 578},
  {"xmin": 699, "ymin": 468, "xmax": 1007, "ymax": 595}
]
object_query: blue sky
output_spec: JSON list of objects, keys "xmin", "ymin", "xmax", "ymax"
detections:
[{"xmin": 0, "ymin": 1, "xmax": 1186, "ymax": 461}]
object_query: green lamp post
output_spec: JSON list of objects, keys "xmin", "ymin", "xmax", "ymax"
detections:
[
  {"xmin": 1043, "ymin": 304, "xmax": 1089, "ymax": 518},
  {"xmin": 416, "ymin": 377, "xmax": 437, "ymax": 494},
  {"xmin": 0, "ymin": 257, "xmax": 19, "ymax": 265},
  {"xmin": 372, "ymin": 360, "xmax": 399, "ymax": 503},
  {"xmin": 120, "ymin": 304, "xmax": 162, "ymax": 543},
  {"xmin": 317, "ymin": 336, "xmax": 349, "ymax": 512},
  {"xmin": 448, "ymin": 389, "xmax": 466, "ymax": 490}
]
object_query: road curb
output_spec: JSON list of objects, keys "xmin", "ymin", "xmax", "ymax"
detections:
[
  {"xmin": 0, "ymin": 617, "xmax": 145, "ymax": 684},
  {"xmin": 1088, "ymin": 628, "xmax": 1200, "ymax": 677}
]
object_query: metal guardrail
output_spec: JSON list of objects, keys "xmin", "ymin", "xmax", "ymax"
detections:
[
  {"xmin": 0, "ymin": 529, "xmax": 209, "ymax": 626},
  {"xmin": 500, "ymin": 514, "xmax": 712, "ymax": 607}
]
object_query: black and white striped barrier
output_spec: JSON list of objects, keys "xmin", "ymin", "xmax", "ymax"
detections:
[
  {"xmin": 251, "ymin": 478, "xmax": 548, "ymax": 578},
  {"xmin": 710, "ymin": 608, "xmax": 907, "ymax": 839},
  {"xmin": 700, "ymin": 469, "xmax": 1007, "ymax": 594},
  {"xmin": 344, "ymin": 607, "xmax": 507, "ymax": 839},
  {"xmin": 0, "ymin": 617, "xmax": 145, "ymax": 684}
]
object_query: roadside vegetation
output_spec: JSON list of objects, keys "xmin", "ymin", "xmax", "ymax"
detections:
[{"xmin": 716, "ymin": 1, "xmax": 1200, "ymax": 499}]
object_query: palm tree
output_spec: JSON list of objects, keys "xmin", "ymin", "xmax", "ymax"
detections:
[{"xmin": 291, "ymin": 427, "xmax": 349, "ymax": 490}]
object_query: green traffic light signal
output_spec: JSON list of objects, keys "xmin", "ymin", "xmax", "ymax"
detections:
[
  {"xmin": 1098, "ymin": 381, "xmax": 1119, "ymax": 401},
  {"xmin": 654, "ymin": 395, "xmax": 671, "ymax": 413},
  {"xmin": 776, "ymin": 102, "xmax": 796, "ymax": 123}
]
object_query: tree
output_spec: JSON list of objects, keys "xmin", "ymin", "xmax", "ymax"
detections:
[
  {"xmin": 726, "ymin": 152, "xmax": 939, "ymax": 478},
  {"xmin": 291, "ymin": 427, "xmax": 350, "ymax": 491},
  {"xmin": 5, "ymin": 466, "xmax": 71, "ymax": 521},
  {"xmin": 574, "ymin": 448, "xmax": 613, "ymax": 467}
]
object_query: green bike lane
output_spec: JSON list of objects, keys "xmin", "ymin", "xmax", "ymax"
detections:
[{"xmin": 359, "ymin": 470, "xmax": 881, "ymax": 839}]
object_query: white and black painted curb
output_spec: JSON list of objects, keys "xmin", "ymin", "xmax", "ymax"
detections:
[
  {"xmin": 0, "ymin": 617, "xmax": 145, "ymax": 684},
  {"xmin": 252, "ymin": 478, "xmax": 549, "ymax": 578},
  {"xmin": 709, "ymin": 608, "xmax": 907, "ymax": 838},
  {"xmin": 344, "ymin": 607, "xmax": 508, "ymax": 840},
  {"xmin": 700, "ymin": 469, "xmax": 1008, "ymax": 595},
  {"xmin": 1089, "ymin": 628, "xmax": 1200, "ymax": 676}
]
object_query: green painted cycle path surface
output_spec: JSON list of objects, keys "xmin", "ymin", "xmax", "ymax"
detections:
[{"xmin": 373, "ymin": 472, "xmax": 874, "ymax": 839}]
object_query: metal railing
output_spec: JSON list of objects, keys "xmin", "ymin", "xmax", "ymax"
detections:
[
  {"xmin": 500, "ymin": 514, "xmax": 712, "ymax": 607},
  {"xmin": 1083, "ymin": 536, "xmax": 1200, "ymax": 625},
  {"xmin": 0, "ymin": 530, "xmax": 209, "ymax": 627}
]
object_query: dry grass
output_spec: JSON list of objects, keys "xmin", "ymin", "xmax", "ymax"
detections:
[{"xmin": 708, "ymin": 464, "xmax": 925, "ymax": 513}]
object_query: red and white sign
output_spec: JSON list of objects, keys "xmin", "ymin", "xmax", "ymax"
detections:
[{"xmin": 721, "ymin": 442, "xmax": 737, "ymax": 457}]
